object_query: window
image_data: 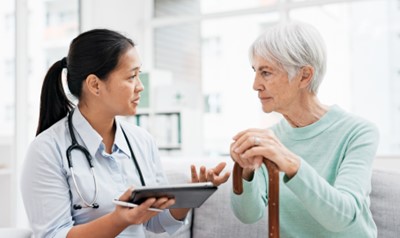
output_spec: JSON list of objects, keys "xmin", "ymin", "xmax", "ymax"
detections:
[
  {"xmin": 150, "ymin": 0, "xmax": 400, "ymax": 156},
  {"xmin": 27, "ymin": 0, "xmax": 80, "ymax": 135},
  {"xmin": 0, "ymin": 0, "xmax": 80, "ymax": 227},
  {"xmin": 0, "ymin": 0, "xmax": 15, "ymax": 148},
  {"xmin": 290, "ymin": 0, "xmax": 400, "ymax": 154},
  {"xmin": 0, "ymin": 0, "xmax": 15, "ymax": 227},
  {"xmin": 201, "ymin": 13, "xmax": 280, "ymax": 154}
]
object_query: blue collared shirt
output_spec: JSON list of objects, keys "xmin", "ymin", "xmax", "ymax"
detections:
[{"xmin": 21, "ymin": 108, "xmax": 185, "ymax": 238}]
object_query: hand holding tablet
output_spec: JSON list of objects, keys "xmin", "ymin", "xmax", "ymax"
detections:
[
  {"xmin": 112, "ymin": 199, "xmax": 164, "ymax": 212},
  {"xmin": 114, "ymin": 182, "xmax": 218, "ymax": 210}
]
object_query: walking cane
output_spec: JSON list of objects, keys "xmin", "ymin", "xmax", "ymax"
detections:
[{"xmin": 233, "ymin": 160, "xmax": 280, "ymax": 238}]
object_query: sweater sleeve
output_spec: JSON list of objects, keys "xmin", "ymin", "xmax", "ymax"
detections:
[
  {"xmin": 284, "ymin": 122, "xmax": 379, "ymax": 232},
  {"xmin": 230, "ymin": 164, "xmax": 269, "ymax": 224}
]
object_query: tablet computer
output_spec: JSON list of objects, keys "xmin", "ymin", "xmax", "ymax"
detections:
[{"xmin": 129, "ymin": 182, "xmax": 218, "ymax": 209}]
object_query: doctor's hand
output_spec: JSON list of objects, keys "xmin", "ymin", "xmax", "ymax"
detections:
[
  {"xmin": 190, "ymin": 162, "xmax": 231, "ymax": 186},
  {"xmin": 169, "ymin": 162, "xmax": 231, "ymax": 222},
  {"xmin": 112, "ymin": 187, "xmax": 175, "ymax": 226}
]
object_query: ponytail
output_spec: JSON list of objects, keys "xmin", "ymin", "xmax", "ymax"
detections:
[
  {"xmin": 36, "ymin": 58, "xmax": 73, "ymax": 135},
  {"xmin": 36, "ymin": 29, "xmax": 135, "ymax": 135}
]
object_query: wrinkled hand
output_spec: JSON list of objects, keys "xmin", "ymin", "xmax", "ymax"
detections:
[
  {"xmin": 230, "ymin": 128, "xmax": 300, "ymax": 178},
  {"xmin": 190, "ymin": 162, "xmax": 231, "ymax": 186}
]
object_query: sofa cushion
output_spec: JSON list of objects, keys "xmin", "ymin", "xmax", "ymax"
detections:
[{"xmin": 370, "ymin": 169, "xmax": 400, "ymax": 238}]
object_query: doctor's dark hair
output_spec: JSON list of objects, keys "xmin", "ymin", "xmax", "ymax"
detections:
[{"xmin": 36, "ymin": 29, "xmax": 135, "ymax": 135}]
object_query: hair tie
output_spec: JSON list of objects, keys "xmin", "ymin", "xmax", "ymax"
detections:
[{"xmin": 61, "ymin": 57, "xmax": 68, "ymax": 69}]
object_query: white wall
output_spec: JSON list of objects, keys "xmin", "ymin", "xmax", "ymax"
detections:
[{"xmin": 80, "ymin": 0, "xmax": 150, "ymax": 65}]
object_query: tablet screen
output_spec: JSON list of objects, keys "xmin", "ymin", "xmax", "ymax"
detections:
[{"xmin": 129, "ymin": 182, "xmax": 218, "ymax": 208}]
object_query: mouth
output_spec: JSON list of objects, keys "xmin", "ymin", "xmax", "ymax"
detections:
[
  {"xmin": 259, "ymin": 96, "xmax": 273, "ymax": 102},
  {"xmin": 132, "ymin": 97, "xmax": 140, "ymax": 104}
]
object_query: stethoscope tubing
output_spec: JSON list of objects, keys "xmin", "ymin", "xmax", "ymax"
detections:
[
  {"xmin": 70, "ymin": 166, "xmax": 99, "ymax": 208},
  {"xmin": 66, "ymin": 109, "xmax": 145, "ymax": 210}
]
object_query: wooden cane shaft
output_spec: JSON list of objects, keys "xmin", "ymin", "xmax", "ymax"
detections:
[
  {"xmin": 233, "ymin": 163, "xmax": 243, "ymax": 195},
  {"xmin": 265, "ymin": 160, "xmax": 279, "ymax": 238},
  {"xmin": 232, "ymin": 161, "xmax": 280, "ymax": 238}
]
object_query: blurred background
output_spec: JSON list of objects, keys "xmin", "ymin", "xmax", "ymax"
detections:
[{"xmin": 1, "ymin": 0, "xmax": 399, "ymax": 228}]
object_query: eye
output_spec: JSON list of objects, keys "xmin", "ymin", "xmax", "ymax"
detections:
[
  {"xmin": 261, "ymin": 71, "xmax": 271, "ymax": 77},
  {"xmin": 129, "ymin": 71, "xmax": 142, "ymax": 80}
]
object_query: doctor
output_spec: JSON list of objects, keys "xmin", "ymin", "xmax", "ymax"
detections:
[{"xmin": 21, "ymin": 29, "xmax": 230, "ymax": 238}]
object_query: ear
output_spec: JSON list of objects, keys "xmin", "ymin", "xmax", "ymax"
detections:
[
  {"xmin": 85, "ymin": 74, "xmax": 101, "ymax": 96},
  {"xmin": 298, "ymin": 65, "xmax": 314, "ymax": 89}
]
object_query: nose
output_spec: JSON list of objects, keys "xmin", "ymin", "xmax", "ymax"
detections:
[
  {"xmin": 135, "ymin": 77, "xmax": 144, "ymax": 92},
  {"xmin": 253, "ymin": 73, "xmax": 263, "ymax": 92}
]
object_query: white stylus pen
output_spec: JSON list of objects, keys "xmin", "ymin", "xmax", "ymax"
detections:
[{"xmin": 112, "ymin": 199, "xmax": 163, "ymax": 212}]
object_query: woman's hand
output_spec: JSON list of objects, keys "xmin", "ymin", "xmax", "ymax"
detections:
[
  {"xmin": 231, "ymin": 128, "xmax": 300, "ymax": 179},
  {"xmin": 112, "ymin": 187, "xmax": 175, "ymax": 227},
  {"xmin": 190, "ymin": 162, "xmax": 231, "ymax": 186}
]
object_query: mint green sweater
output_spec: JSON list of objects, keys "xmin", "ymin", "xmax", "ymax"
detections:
[{"xmin": 231, "ymin": 105, "xmax": 379, "ymax": 237}]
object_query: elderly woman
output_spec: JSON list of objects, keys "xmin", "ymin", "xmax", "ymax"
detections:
[{"xmin": 230, "ymin": 21, "xmax": 379, "ymax": 237}]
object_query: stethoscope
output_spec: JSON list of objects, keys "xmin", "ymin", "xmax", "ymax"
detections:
[{"xmin": 66, "ymin": 109, "xmax": 146, "ymax": 210}]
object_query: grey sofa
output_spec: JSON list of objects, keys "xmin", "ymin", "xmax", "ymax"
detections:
[{"xmin": 146, "ymin": 160, "xmax": 400, "ymax": 238}]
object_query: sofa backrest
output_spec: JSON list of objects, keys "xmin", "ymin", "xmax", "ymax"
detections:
[
  {"xmin": 192, "ymin": 168, "xmax": 400, "ymax": 238},
  {"xmin": 192, "ymin": 176, "xmax": 267, "ymax": 238},
  {"xmin": 146, "ymin": 158, "xmax": 400, "ymax": 238},
  {"xmin": 370, "ymin": 169, "xmax": 400, "ymax": 238},
  {"xmin": 156, "ymin": 158, "xmax": 268, "ymax": 238}
]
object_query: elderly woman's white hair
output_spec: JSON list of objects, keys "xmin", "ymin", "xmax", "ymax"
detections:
[{"xmin": 249, "ymin": 21, "xmax": 327, "ymax": 94}]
